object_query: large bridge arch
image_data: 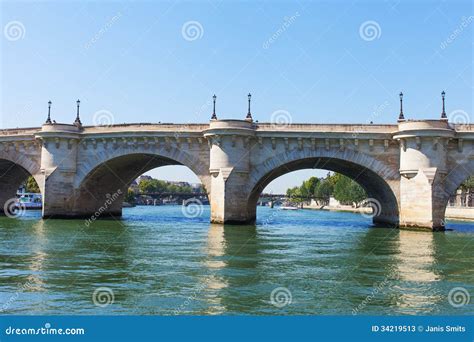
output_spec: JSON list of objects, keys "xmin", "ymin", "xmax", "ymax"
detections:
[
  {"xmin": 68, "ymin": 144, "xmax": 210, "ymax": 218},
  {"xmin": 0, "ymin": 149, "xmax": 43, "ymax": 215},
  {"xmin": 439, "ymin": 158, "xmax": 474, "ymax": 223},
  {"xmin": 247, "ymin": 148, "xmax": 400, "ymax": 226}
]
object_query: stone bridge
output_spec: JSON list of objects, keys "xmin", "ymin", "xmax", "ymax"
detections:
[{"xmin": 1, "ymin": 116, "xmax": 473, "ymax": 230}]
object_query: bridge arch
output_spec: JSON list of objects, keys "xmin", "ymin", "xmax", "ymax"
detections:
[
  {"xmin": 0, "ymin": 150, "xmax": 42, "ymax": 215},
  {"xmin": 247, "ymin": 148, "xmax": 400, "ymax": 226},
  {"xmin": 71, "ymin": 145, "xmax": 210, "ymax": 218},
  {"xmin": 440, "ymin": 158, "xmax": 474, "ymax": 223}
]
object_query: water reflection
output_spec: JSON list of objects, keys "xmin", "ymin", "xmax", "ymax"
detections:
[
  {"xmin": 204, "ymin": 224, "xmax": 267, "ymax": 314},
  {"xmin": 393, "ymin": 230, "xmax": 444, "ymax": 314}
]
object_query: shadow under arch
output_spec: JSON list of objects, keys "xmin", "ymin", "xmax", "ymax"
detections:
[
  {"xmin": 71, "ymin": 153, "xmax": 210, "ymax": 218},
  {"xmin": 248, "ymin": 156, "xmax": 400, "ymax": 226},
  {"xmin": 0, "ymin": 158, "xmax": 42, "ymax": 215}
]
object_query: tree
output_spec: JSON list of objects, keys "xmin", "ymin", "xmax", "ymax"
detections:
[
  {"xmin": 333, "ymin": 175, "xmax": 366, "ymax": 205},
  {"xmin": 286, "ymin": 186, "xmax": 303, "ymax": 203},
  {"xmin": 314, "ymin": 180, "xmax": 333, "ymax": 200},
  {"xmin": 124, "ymin": 189, "xmax": 136, "ymax": 204},
  {"xmin": 138, "ymin": 179, "xmax": 156, "ymax": 193},
  {"xmin": 460, "ymin": 176, "xmax": 474, "ymax": 190},
  {"xmin": 300, "ymin": 177, "xmax": 319, "ymax": 198},
  {"xmin": 25, "ymin": 176, "xmax": 40, "ymax": 193}
]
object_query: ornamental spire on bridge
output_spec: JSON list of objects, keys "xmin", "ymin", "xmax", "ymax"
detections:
[
  {"xmin": 398, "ymin": 92, "xmax": 405, "ymax": 122},
  {"xmin": 74, "ymin": 99, "xmax": 82, "ymax": 126},
  {"xmin": 441, "ymin": 91, "xmax": 447, "ymax": 120},
  {"xmin": 45, "ymin": 100, "xmax": 52, "ymax": 124},
  {"xmin": 211, "ymin": 94, "xmax": 217, "ymax": 120},
  {"xmin": 245, "ymin": 93, "xmax": 253, "ymax": 121}
]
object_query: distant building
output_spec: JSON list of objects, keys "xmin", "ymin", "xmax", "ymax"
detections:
[
  {"xmin": 167, "ymin": 181, "xmax": 190, "ymax": 187},
  {"xmin": 137, "ymin": 175, "xmax": 153, "ymax": 183}
]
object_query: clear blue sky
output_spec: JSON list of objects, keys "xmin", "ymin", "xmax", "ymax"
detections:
[{"xmin": 1, "ymin": 0, "xmax": 472, "ymax": 192}]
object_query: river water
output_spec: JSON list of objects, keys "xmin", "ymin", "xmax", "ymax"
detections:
[{"xmin": 0, "ymin": 206, "xmax": 473, "ymax": 315}]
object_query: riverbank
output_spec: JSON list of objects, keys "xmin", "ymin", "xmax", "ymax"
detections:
[{"xmin": 302, "ymin": 204, "xmax": 474, "ymax": 222}]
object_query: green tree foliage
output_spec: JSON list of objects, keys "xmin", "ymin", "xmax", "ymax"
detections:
[
  {"xmin": 286, "ymin": 186, "xmax": 303, "ymax": 202},
  {"xmin": 460, "ymin": 176, "xmax": 474, "ymax": 190},
  {"xmin": 286, "ymin": 172, "xmax": 367, "ymax": 205},
  {"xmin": 314, "ymin": 179, "xmax": 333, "ymax": 199},
  {"xmin": 138, "ymin": 178, "xmax": 193, "ymax": 194},
  {"xmin": 300, "ymin": 177, "xmax": 320, "ymax": 198},
  {"xmin": 25, "ymin": 176, "xmax": 40, "ymax": 193},
  {"xmin": 124, "ymin": 189, "xmax": 136, "ymax": 204},
  {"xmin": 333, "ymin": 175, "xmax": 366, "ymax": 205}
]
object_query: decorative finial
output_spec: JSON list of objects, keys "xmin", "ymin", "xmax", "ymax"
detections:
[
  {"xmin": 398, "ymin": 91, "xmax": 405, "ymax": 121},
  {"xmin": 441, "ymin": 91, "xmax": 447, "ymax": 120},
  {"xmin": 45, "ymin": 100, "xmax": 52, "ymax": 124},
  {"xmin": 211, "ymin": 94, "xmax": 217, "ymax": 120},
  {"xmin": 74, "ymin": 99, "xmax": 82, "ymax": 126},
  {"xmin": 246, "ymin": 93, "xmax": 253, "ymax": 121}
]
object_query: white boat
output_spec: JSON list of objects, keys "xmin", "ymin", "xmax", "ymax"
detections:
[
  {"xmin": 16, "ymin": 192, "xmax": 42, "ymax": 209},
  {"xmin": 279, "ymin": 206, "xmax": 299, "ymax": 210}
]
